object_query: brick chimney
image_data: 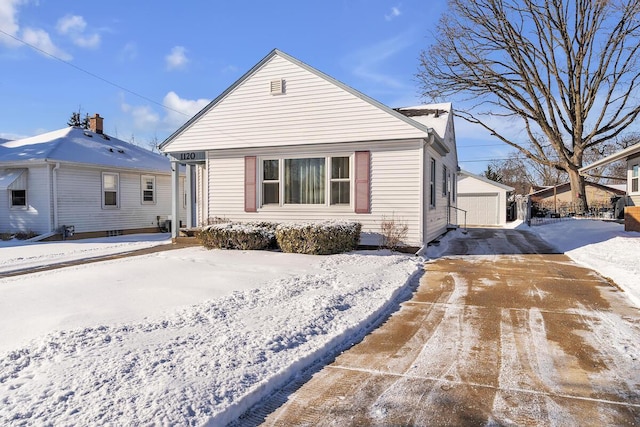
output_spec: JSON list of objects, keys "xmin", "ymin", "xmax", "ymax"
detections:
[{"xmin": 89, "ymin": 113, "xmax": 104, "ymax": 134}]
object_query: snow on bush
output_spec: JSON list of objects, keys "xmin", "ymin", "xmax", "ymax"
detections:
[
  {"xmin": 197, "ymin": 222, "xmax": 276, "ymax": 250},
  {"xmin": 275, "ymin": 220, "xmax": 362, "ymax": 255}
]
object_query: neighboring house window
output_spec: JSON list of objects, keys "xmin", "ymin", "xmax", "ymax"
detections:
[
  {"xmin": 430, "ymin": 158, "xmax": 436, "ymax": 208},
  {"xmin": 141, "ymin": 175, "xmax": 156, "ymax": 204},
  {"xmin": 102, "ymin": 172, "xmax": 119, "ymax": 208},
  {"xmin": 632, "ymin": 164, "xmax": 639, "ymax": 193},
  {"xmin": 263, "ymin": 159, "xmax": 280, "ymax": 204},
  {"xmin": 442, "ymin": 165, "xmax": 448, "ymax": 196},
  {"xmin": 284, "ymin": 158, "xmax": 325, "ymax": 204},
  {"xmin": 330, "ymin": 156, "xmax": 350, "ymax": 205},
  {"xmin": 11, "ymin": 190, "xmax": 26, "ymax": 207}
]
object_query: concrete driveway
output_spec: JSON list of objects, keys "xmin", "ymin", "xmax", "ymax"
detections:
[{"xmin": 244, "ymin": 228, "xmax": 640, "ymax": 426}]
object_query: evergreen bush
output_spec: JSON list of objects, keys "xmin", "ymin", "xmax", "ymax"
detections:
[{"xmin": 275, "ymin": 221, "xmax": 361, "ymax": 255}]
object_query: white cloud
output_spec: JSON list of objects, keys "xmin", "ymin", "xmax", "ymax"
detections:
[
  {"xmin": 162, "ymin": 91, "xmax": 210, "ymax": 127},
  {"xmin": 165, "ymin": 46, "xmax": 189, "ymax": 71},
  {"xmin": 0, "ymin": 0, "xmax": 24, "ymax": 47},
  {"xmin": 385, "ymin": 6, "xmax": 401, "ymax": 21},
  {"xmin": 118, "ymin": 42, "xmax": 137, "ymax": 62},
  {"xmin": 21, "ymin": 27, "xmax": 72, "ymax": 60},
  {"xmin": 121, "ymin": 100, "xmax": 160, "ymax": 129},
  {"xmin": 56, "ymin": 14, "xmax": 101, "ymax": 49}
]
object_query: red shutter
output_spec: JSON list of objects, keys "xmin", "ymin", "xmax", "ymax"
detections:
[
  {"xmin": 354, "ymin": 151, "xmax": 370, "ymax": 214},
  {"xmin": 244, "ymin": 156, "xmax": 257, "ymax": 212}
]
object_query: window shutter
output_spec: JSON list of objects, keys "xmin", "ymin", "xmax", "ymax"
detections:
[
  {"xmin": 244, "ymin": 156, "xmax": 257, "ymax": 212},
  {"xmin": 354, "ymin": 151, "xmax": 370, "ymax": 214}
]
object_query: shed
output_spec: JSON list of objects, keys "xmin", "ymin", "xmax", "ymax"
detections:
[{"xmin": 456, "ymin": 170, "xmax": 514, "ymax": 226}]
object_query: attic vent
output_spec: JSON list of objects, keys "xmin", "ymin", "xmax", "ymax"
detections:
[
  {"xmin": 270, "ymin": 78, "xmax": 285, "ymax": 95},
  {"xmin": 83, "ymin": 131, "xmax": 93, "ymax": 137}
]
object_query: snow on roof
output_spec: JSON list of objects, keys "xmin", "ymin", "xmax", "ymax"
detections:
[
  {"xmin": 0, "ymin": 127, "xmax": 172, "ymax": 173},
  {"xmin": 395, "ymin": 102, "xmax": 452, "ymax": 140}
]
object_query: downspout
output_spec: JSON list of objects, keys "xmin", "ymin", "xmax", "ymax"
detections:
[{"xmin": 52, "ymin": 162, "xmax": 60, "ymax": 232}]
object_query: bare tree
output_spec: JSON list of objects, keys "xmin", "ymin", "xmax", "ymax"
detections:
[{"xmin": 418, "ymin": 0, "xmax": 640, "ymax": 211}]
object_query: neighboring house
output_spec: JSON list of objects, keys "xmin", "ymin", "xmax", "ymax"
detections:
[
  {"xmin": 0, "ymin": 114, "xmax": 186, "ymax": 240},
  {"xmin": 580, "ymin": 142, "xmax": 640, "ymax": 231},
  {"xmin": 456, "ymin": 170, "xmax": 514, "ymax": 226},
  {"xmin": 159, "ymin": 49, "xmax": 459, "ymax": 250},
  {"xmin": 529, "ymin": 181, "xmax": 626, "ymax": 215}
]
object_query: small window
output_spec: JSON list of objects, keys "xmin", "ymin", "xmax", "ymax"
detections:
[
  {"xmin": 632, "ymin": 164, "xmax": 639, "ymax": 193},
  {"xmin": 442, "ymin": 165, "xmax": 448, "ymax": 196},
  {"xmin": 141, "ymin": 175, "xmax": 156, "ymax": 204},
  {"xmin": 102, "ymin": 172, "xmax": 119, "ymax": 208},
  {"xmin": 430, "ymin": 158, "xmax": 436, "ymax": 208},
  {"xmin": 452, "ymin": 173, "xmax": 457, "ymax": 202},
  {"xmin": 330, "ymin": 157, "xmax": 350, "ymax": 205},
  {"xmin": 262, "ymin": 159, "xmax": 280, "ymax": 204},
  {"xmin": 11, "ymin": 189, "xmax": 26, "ymax": 207}
]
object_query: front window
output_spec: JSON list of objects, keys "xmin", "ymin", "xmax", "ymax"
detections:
[
  {"xmin": 632, "ymin": 164, "xmax": 639, "ymax": 193},
  {"xmin": 263, "ymin": 159, "xmax": 280, "ymax": 204},
  {"xmin": 141, "ymin": 175, "xmax": 156, "ymax": 204},
  {"xmin": 284, "ymin": 158, "xmax": 325, "ymax": 204},
  {"xmin": 330, "ymin": 157, "xmax": 350, "ymax": 205},
  {"xmin": 11, "ymin": 190, "xmax": 26, "ymax": 207},
  {"xmin": 102, "ymin": 172, "xmax": 119, "ymax": 208}
]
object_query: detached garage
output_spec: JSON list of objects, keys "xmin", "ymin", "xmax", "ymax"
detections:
[{"xmin": 457, "ymin": 170, "xmax": 514, "ymax": 226}]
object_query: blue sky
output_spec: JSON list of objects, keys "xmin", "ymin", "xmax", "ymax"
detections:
[{"xmin": 0, "ymin": 0, "xmax": 510, "ymax": 174}]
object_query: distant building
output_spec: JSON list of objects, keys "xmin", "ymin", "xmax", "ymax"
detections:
[
  {"xmin": 528, "ymin": 181, "xmax": 626, "ymax": 216},
  {"xmin": 0, "ymin": 114, "xmax": 186, "ymax": 240}
]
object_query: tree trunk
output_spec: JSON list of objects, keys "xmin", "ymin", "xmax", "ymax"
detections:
[{"xmin": 567, "ymin": 169, "xmax": 588, "ymax": 214}]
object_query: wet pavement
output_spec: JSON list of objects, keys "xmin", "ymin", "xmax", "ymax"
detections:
[{"xmin": 237, "ymin": 228, "xmax": 640, "ymax": 426}]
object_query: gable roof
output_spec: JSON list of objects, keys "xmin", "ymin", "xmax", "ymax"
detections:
[
  {"xmin": 0, "ymin": 127, "xmax": 172, "ymax": 173},
  {"xmin": 160, "ymin": 49, "xmax": 444, "ymax": 151},
  {"xmin": 580, "ymin": 142, "xmax": 640, "ymax": 173},
  {"xmin": 458, "ymin": 169, "xmax": 514, "ymax": 191}
]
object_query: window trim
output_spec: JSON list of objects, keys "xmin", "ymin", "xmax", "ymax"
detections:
[
  {"xmin": 102, "ymin": 172, "xmax": 120, "ymax": 209},
  {"xmin": 632, "ymin": 163, "xmax": 639, "ymax": 194},
  {"xmin": 259, "ymin": 154, "xmax": 353, "ymax": 208},
  {"xmin": 442, "ymin": 165, "xmax": 448, "ymax": 197},
  {"xmin": 141, "ymin": 175, "xmax": 156, "ymax": 205}
]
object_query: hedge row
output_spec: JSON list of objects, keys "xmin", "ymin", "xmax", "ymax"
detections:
[{"xmin": 197, "ymin": 220, "xmax": 361, "ymax": 255}]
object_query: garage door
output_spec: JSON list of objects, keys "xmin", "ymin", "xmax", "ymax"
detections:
[{"xmin": 457, "ymin": 193, "xmax": 499, "ymax": 226}]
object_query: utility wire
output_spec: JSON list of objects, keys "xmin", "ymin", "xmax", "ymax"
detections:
[{"xmin": 0, "ymin": 28, "xmax": 189, "ymax": 117}]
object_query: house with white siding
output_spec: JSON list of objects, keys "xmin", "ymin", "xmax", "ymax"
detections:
[
  {"xmin": 160, "ymin": 49, "xmax": 459, "ymax": 250},
  {"xmin": 0, "ymin": 114, "xmax": 186, "ymax": 240}
]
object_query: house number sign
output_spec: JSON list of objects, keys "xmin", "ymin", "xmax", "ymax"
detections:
[{"xmin": 170, "ymin": 151, "xmax": 206, "ymax": 163}]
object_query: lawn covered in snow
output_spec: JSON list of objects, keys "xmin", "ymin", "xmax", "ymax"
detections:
[{"xmin": 0, "ymin": 219, "xmax": 638, "ymax": 425}]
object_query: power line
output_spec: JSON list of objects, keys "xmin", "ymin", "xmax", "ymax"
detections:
[{"xmin": 0, "ymin": 28, "xmax": 189, "ymax": 117}]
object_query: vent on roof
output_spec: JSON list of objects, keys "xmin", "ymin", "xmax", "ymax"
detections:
[
  {"xmin": 101, "ymin": 134, "xmax": 111, "ymax": 141},
  {"xmin": 270, "ymin": 79, "xmax": 285, "ymax": 95},
  {"xmin": 83, "ymin": 131, "xmax": 93, "ymax": 137}
]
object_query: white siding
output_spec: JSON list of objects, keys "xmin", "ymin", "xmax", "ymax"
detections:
[
  {"xmin": 164, "ymin": 54, "xmax": 428, "ymax": 152},
  {"xmin": 423, "ymin": 145, "xmax": 456, "ymax": 243},
  {"xmin": 205, "ymin": 141, "xmax": 424, "ymax": 246},
  {"xmin": 0, "ymin": 165, "xmax": 51, "ymax": 234},
  {"xmin": 56, "ymin": 166, "xmax": 186, "ymax": 233}
]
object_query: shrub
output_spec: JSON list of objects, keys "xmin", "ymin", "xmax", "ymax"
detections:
[
  {"xmin": 379, "ymin": 215, "xmax": 408, "ymax": 251},
  {"xmin": 197, "ymin": 222, "xmax": 275, "ymax": 250},
  {"xmin": 275, "ymin": 221, "xmax": 361, "ymax": 255},
  {"xmin": 0, "ymin": 233, "xmax": 13, "ymax": 241},
  {"xmin": 14, "ymin": 230, "xmax": 37, "ymax": 240}
]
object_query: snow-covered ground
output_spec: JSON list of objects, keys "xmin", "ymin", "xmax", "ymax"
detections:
[{"xmin": 0, "ymin": 219, "xmax": 638, "ymax": 425}]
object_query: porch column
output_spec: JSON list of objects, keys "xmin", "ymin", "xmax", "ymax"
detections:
[
  {"xmin": 171, "ymin": 160, "xmax": 180, "ymax": 239},
  {"xmin": 186, "ymin": 163, "xmax": 194, "ymax": 228}
]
